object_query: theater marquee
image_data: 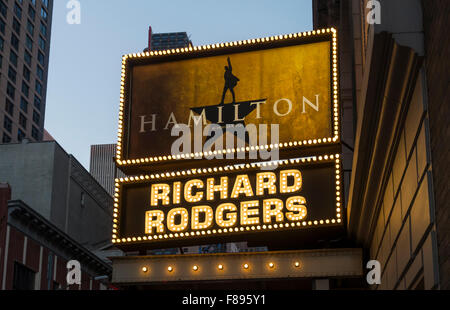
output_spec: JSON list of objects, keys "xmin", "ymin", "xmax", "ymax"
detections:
[
  {"xmin": 112, "ymin": 154, "xmax": 343, "ymax": 248},
  {"xmin": 116, "ymin": 29, "xmax": 339, "ymax": 168}
]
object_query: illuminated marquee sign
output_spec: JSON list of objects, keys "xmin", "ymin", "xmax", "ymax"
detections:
[
  {"xmin": 112, "ymin": 154, "xmax": 343, "ymax": 248},
  {"xmin": 116, "ymin": 28, "xmax": 339, "ymax": 168}
]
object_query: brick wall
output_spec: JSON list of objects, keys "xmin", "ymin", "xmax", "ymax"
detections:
[
  {"xmin": 422, "ymin": 0, "xmax": 450, "ymax": 290},
  {"xmin": 0, "ymin": 185, "xmax": 107, "ymax": 290},
  {"xmin": 3, "ymin": 227, "xmax": 25, "ymax": 290},
  {"xmin": 1, "ymin": 224, "xmax": 105, "ymax": 290},
  {"xmin": 370, "ymin": 71, "xmax": 439, "ymax": 289}
]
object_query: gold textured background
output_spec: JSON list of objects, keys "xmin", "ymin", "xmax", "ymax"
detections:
[{"xmin": 129, "ymin": 41, "xmax": 331, "ymax": 158}]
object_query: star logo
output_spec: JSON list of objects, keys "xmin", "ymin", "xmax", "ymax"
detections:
[{"xmin": 190, "ymin": 57, "xmax": 266, "ymax": 145}]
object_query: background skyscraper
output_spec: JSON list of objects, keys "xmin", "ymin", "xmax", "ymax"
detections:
[
  {"xmin": 144, "ymin": 26, "xmax": 192, "ymax": 52},
  {"xmin": 0, "ymin": 0, "xmax": 53, "ymax": 144},
  {"xmin": 90, "ymin": 144, "xmax": 125, "ymax": 197}
]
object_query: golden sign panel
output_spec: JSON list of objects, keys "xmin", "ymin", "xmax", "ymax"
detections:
[
  {"xmin": 112, "ymin": 154, "xmax": 343, "ymax": 248},
  {"xmin": 116, "ymin": 29, "xmax": 339, "ymax": 167}
]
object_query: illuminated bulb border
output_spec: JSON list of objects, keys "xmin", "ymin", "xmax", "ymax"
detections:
[
  {"xmin": 140, "ymin": 261, "xmax": 304, "ymax": 274},
  {"xmin": 111, "ymin": 154, "xmax": 343, "ymax": 244},
  {"xmin": 115, "ymin": 28, "xmax": 340, "ymax": 167}
]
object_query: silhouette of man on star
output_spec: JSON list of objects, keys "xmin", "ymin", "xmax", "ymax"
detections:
[
  {"xmin": 220, "ymin": 57, "xmax": 240, "ymax": 105},
  {"xmin": 191, "ymin": 56, "xmax": 265, "ymax": 146}
]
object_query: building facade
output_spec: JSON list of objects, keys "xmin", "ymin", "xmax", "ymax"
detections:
[
  {"xmin": 0, "ymin": 0, "xmax": 53, "ymax": 144},
  {"xmin": 0, "ymin": 140, "xmax": 114, "ymax": 251},
  {"xmin": 313, "ymin": 0, "xmax": 448, "ymax": 290},
  {"xmin": 0, "ymin": 184, "xmax": 111, "ymax": 290},
  {"xmin": 90, "ymin": 144, "xmax": 125, "ymax": 197}
]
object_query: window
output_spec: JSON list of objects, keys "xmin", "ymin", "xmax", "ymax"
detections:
[
  {"xmin": 19, "ymin": 113, "xmax": 27, "ymax": 129},
  {"xmin": 26, "ymin": 35, "xmax": 33, "ymax": 51},
  {"xmin": 28, "ymin": 4, "xmax": 35, "ymax": 20},
  {"xmin": 8, "ymin": 66, "xmax": 17, "ymax": 83},
  {"xmin": 17, "ymin": 128, "xmax": 26, "ymax": 142},
  {"xmin": 3, "ymin": 115, "xmax": 12, "ymax": 133},
  {"xmin": 46, "ymin": 253, "xmax": 54, "ymax": 290},
  {"xmin": 36, "ymin": 65, "xmax": 43, "ymax": 80},
  {"xmin": 5, "ymin": 99, "xmax": 14, "ymax": 116},
  {"xmin": 32, "ymin": 110, "xmax": 40, "ymax": 124},
  {"xmin": 20, "ymin": 97, "xmax": 28, "ymax": 112},
  {"xmin": 0, "ymin": 37, "xmax": 4, "ymax": 51},
  {"xmin": 0, "ymin": 17, "xmax": 5, "ymax": 34},
  {"xmin": 2, "ymin": 133, "xmax": 11, "ymax": 143},
  {"xmin": 10, "ymin": 50, "xmax": 18, "ymax": 67},
  {"xmin": 12, "ymin": 18, "xmax": 21, "ymax": 34},
  {"xmin": 23, "ymin": 65, "xmax": 31, "ymax": 81},
  {"xmin": 27, "ymin": 19, "xmax": 34, "ymax": 35},
  {"xmin": 40, "ymin": 21, "xmax": 46, "ymax": 36},
  {"xmin": 35, "ymin": 80, "xmax": 42, "ymax": 96},
  {"xmin": 31, "ymin": 126, "xmax": 39, "ymax": 140},
  {"xmin": 38, "ymin": 51, "xmax": 44, "ymax": 66},
  {"xmin": 42, "ymin": 0, "xmax": 48, "ymax": 8},
  {"xmin": 34, "ymin": 95, "xmax": 41, "ymax": 110},
  {"xmin": 7, "ymin": 82, "xmax": 16, "ymax": 99},
  {"xmin": 81, "ymin": 192, "xmax": 85, "ymax": 207},
  {"xmin": 14, "ymin": 3, "xmax": 22, "ymax": 20},
  {"xmin": 24, "ymin": 50, "xmax": 32, "ymax": 66},
  {"xmin": 0, "ymin": 1, "xmax": 6, "ymax": 18},
  {"xmin": 11, "ymin": 33, "xmax": 20, "ymax": 50},
  {"xmin": 40, "ymin": 7, "xmax": 47, "ymax": 22},
  {"xmin": 22, "ymin": 81, "xmax": 29, "ymax": 97},
  {"xmin": 38, "ymin": 36, "xmax": 45, "ymax": 50}
]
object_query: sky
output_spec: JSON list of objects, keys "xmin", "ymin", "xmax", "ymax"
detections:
[{"xmin": 45, "ymin": 0, "xmax": 312, "ymax": 169}]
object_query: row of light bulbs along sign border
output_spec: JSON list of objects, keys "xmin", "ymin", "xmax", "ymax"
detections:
[
  {"xmin": 140, "ymin": 261, "xmax": 302, "ymax": 274},
  {"xmin": 115, "ymin": 28, "xmax": 339, "ymax": 167},
  {"xmin": 111, "ymin": 154, "xmax": 343, "ymax": 244}
]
